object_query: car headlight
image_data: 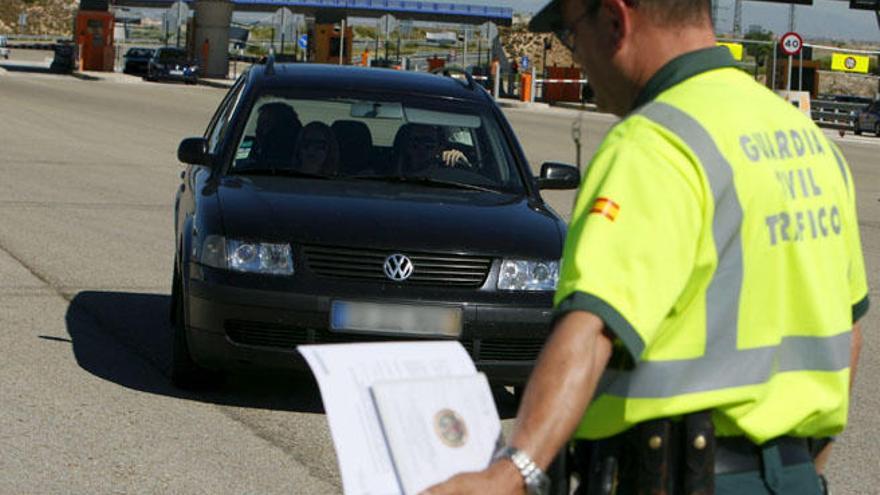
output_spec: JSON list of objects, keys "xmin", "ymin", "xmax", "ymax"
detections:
[
  {"xmin": 198, "ymin": 235, "xmax": 294, "ymax": 275},
  {"xmin": 497, "ymin": 259, "xmax": 559, "ymax": 291}
]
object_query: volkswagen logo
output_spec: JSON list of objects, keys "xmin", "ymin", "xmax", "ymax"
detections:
[{"xmin": 383, "ymin": 254, "xmax": 414, "ymax": 281}]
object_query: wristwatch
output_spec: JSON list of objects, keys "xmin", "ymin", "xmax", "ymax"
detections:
[{"xmin": 492, "ymin": 446, "xmax": 551, "ymax": 495}]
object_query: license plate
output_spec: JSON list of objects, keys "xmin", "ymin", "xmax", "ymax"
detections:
[
  {"xmin": 330, "ymin": 301, "xmax": 462, "ymax": 337},
  {"xmin": 170, "ymin": 70, "xmax": 184, "ymax": 76}
]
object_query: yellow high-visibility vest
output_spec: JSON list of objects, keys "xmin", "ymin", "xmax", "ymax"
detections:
[{"xmin": 556, "ymin": 47, "xmax": 870, "ymax": 443}]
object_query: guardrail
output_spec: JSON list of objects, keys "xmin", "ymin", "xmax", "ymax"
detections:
[
  {"xmin": 8, "ymin": 42, "xmax": 62, "ymax": 50},
  {"xmin": 811, "ymin": 99, "xmax": 863, "ymax": 131}
]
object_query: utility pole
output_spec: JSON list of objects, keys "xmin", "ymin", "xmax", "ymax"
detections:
[
  {"xmin": 788, "ymin": 4, "xmax": 796, "ymax": 32},
  {"xmin": 175, "ymin": 0, "xmax": 182, "ymax": 48},
  {"xmin": 711, "ymin": 0, "xmax": 719, "ymax": 30},
  {"xmin": 280, "ymin": 8, "xmax": 286, "ymax": 55},
  {"xmin": 733, "ymin": 0, "xmax": 743, "ymax": 36},
  {"xmin": 462, "ymin": 27, "xmax": 468, "ymax": 68}
]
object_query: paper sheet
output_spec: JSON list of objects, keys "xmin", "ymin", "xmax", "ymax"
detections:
[
  {"xmin": 371, "ymin": 373, "xmax": 502, "ymax": 495},
  {"xmin": 298, "ymin": 342, "xmax": 477, "ymax": 495}
]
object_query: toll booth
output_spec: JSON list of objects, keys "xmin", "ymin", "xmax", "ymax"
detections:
[
  {"xmin": 74, "ymin": 10, "xmax": 115, "ymax": 71},
  {"xmin": 427, "ymin": 56, "xmax": 446, "ymax": 71},
  {"xmin": 309, "ymin": 23, "xmax": 353, "ymax": 64},
  {"xmin": 771, "ymin": 59, "xmax": 820, "ymax": 99},
  {"xmin": 543, "ymin": 66, "xmax": 582, "ymax": 104}
]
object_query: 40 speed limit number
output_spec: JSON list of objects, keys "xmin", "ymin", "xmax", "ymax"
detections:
[{"xmin": 780, "ymin": 32, "xmax": 803, "ymax": 56}]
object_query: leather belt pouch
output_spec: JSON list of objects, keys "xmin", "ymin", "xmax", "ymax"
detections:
[{"xmin": 714, "ymin": 436, "xmax": 812, "ymax": 475}]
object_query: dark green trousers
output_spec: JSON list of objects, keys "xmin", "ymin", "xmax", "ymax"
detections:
[{"xmin": 716, "ymin": 444, "xmax": 823, "ymax": 495}]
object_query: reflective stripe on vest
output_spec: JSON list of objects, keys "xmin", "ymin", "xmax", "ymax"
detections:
[{"xmin": 597, "ymin": 102, "xmax": 852, "ymax": 400}]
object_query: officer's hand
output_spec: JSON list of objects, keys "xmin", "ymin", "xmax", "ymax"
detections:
[
  {"xmin": 418, "ymin": 460, "xmax": 524, "ymax": 495},
  {"xmin": 440, "ymin": 149, "xmax": 472, "ymax": 168}
]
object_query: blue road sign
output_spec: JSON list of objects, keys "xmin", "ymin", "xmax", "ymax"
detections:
[
  {"xmin": 298, "ymin": 34, "xmax": 308, "ymax": 49},
  {"xmin": 520, "ymin": 56, "xmax": 529, "ymax": 70}
]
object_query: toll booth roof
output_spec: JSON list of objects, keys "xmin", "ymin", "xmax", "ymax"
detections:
[{"xmin": 112, "ymin": 0, "xmax": 512, "ymax": 25}]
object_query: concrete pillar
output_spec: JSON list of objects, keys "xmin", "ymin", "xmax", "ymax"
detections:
[{"xmin": 194, "ymin": 0, "xmax": 233, "ymax": 78}]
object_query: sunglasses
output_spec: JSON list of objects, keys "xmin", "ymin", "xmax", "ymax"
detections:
[
  {"xmin": 554, "ymin": 0, "xmax": 637, "ymax": 52},
  {"xmin": 554, "ymin": 10, "xmax": 592, "ymax": 52}
]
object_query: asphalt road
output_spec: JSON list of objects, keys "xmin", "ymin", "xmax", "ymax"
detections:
[{"xmin": 0, "ymin": 56, "xmax": 877, "ymax": 494}]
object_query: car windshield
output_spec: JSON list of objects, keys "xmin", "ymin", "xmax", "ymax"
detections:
[
  {"xmin": 230, "ymin": 94, "xmax": 525, "ymax": 194},
  {"xmin": 127, "ymin": 48, "xmax": 153, "ymax": 57},
  {"xmin": 157, "ymin": 49, "xmax": 185, "ymax": 62}
]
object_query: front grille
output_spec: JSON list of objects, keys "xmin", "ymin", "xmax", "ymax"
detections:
[
  {"xmin": 301, "ymin": 245, "xmax": 492, "ymax": 288},
  {"xmin": 225, "ymin": 319, "xmax": 543, "ymax": 362}
]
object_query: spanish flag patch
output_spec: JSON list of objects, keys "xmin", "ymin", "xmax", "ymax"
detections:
[{"xmin": 590, "ymin": 197, "xmax": 620, "ymax": 221}]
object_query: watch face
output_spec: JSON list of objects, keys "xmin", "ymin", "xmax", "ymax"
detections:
[{"xmin": 433, "ymin": 408, "xmax": 468, "ymax": 448}]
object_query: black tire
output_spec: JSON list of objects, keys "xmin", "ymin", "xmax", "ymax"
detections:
[
  {"xmin": 170, "ymin": 266, "xmax": 223, "ymax": 390},
  {"xmin": 854, "ymin": 124, "xmax": 862, "ymax": 136},
  {"xmin": 874, "ymin": 122, "xmax": 880, "ymax": 137}
]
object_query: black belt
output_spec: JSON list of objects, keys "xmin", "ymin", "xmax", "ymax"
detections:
[{"xmin": 714, "ymin": 436, "xmax": 813, "ymax": 475}]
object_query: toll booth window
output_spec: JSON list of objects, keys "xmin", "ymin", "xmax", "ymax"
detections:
[{"xmin": 228, "ymin": 95, "xmax": 524, "ymax": 193}]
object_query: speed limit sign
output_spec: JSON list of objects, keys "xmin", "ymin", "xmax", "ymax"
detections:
[{"xmin": 780, "ymin": 32, "xmax": 803, "ymax": 56}]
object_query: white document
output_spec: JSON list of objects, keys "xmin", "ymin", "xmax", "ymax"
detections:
[
  {"xmin": 297, "ymin": 342, "xmax": 478, "ymax": 495},
  {"xmin": 371, "ymin": 373, "xmax": 502, "ymax": 495}
]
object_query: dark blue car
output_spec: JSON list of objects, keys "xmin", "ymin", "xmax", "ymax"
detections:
[
  {"xmin": 123, "ymin": 47, "xmax": 154, "ymax": 75},
  {"xmin": 146, "ymin": 47, "xmax": 198, "ymax": 84},
  {"xmin": 853, "ymin": 100, "xmax": 880, "ymax": 136},
  {"xmin": 169, "ymin": 62, "xmax": 581, "ymax": 388}
]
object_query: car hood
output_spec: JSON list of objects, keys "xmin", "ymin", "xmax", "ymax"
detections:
[{"xmin": 216, "ymin": 176, "xmax": 564, "ymax": 259}]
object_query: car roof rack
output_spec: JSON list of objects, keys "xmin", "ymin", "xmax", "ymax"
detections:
[{"xmin": 430, "ymin": 66, "xmax": 476, "ymax": 90}]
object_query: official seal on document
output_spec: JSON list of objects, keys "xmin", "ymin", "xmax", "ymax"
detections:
[{"xmin": 434, "ymin": 409, "xmax": 468, "ymax": 448}]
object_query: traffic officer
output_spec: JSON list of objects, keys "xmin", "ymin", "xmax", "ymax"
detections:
[{"xmin": 422, "ymin": 0, "xmax": 870, "ymax": 492}]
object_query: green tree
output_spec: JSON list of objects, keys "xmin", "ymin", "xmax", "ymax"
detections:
[{"xmin": 744, "ymin": 28, "xmax": 774, "ymax": 69}]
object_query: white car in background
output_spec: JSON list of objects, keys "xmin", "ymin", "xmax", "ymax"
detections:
[{"xmin": 0, "ymin": 36, "xmax": 9, "ymax": 59}]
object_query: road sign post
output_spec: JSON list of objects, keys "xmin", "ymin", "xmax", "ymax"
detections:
[{"xmin": 779, "ymin": 32, "xmax": 803, "ymax": 96}]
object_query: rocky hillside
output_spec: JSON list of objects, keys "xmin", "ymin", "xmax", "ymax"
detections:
[
  {"xmin": 0, "ymin": 0, "xmax": 78, "ymax": 36},
  {"xmin": 501, "ymin": 27, "xmax": 579, "ymax": 71},
  {"xmin": 819, "ymin": 71, "xmax": 878, "ymax": 98}
]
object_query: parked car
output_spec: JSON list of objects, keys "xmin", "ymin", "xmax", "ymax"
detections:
[
  {"xmin": 123, "ymin": 46, "xmax": 154, "ymax": 75},
  {"xmin": 170, "ymin": 62, "xmax": 580, "ymax": 389},
  {"xmin": 49, "ymin": 41, "xmax": 75, "ymax": 74},
  {"xmin": 0, "ymin": 36, "xmax": 9, "ymax": 59},
  {"xmin": 852, "ymin": 100, "xmax": 880, "ymax": 136},
  {"xmin": 146, "ymin": 46, "xmax": 198, "ymax": 84}
]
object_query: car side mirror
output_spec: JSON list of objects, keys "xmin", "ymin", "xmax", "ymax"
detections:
[
  {"xmin": 178, "ymin": 137, "xmax": 209, "ymax": 165},
  {"xmin": 537, "ymin": 162, "xmax": 580, "ymax": 190}
]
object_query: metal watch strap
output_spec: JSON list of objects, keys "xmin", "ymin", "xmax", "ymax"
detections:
[{"xmin": 493, "ymin": 446, "xmax": 551, "ymax": 495}]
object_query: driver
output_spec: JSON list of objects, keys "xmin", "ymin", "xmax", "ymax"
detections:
[
  {"xmin": 248, "ymin": 102, "xmax": 302, "ymax": 167},
  {"xmin": 394, "ymin": 124, "xmax": 472, "ymax": 175}
]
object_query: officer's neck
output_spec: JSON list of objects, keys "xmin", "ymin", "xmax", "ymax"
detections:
[{"xmin": 618, "ymin": 21, "xmax": 717, "ymax": 112}]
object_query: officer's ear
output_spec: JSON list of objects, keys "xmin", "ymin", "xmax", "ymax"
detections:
[{"xmin": 597, "ymin": 0, "xmax": 634, "ymax": 51}]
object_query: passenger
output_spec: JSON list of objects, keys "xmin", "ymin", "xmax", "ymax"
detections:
[
  {"xmin": 293, "ymin": 122, "xmax": 340, "ymax": 175},
  {"xmin": 249, "ymin": 102, "xmax": 302, "ymax": 167},
  {"xmin": 394, "ymin": 124, "xmax": 471, "ymax": 176}
]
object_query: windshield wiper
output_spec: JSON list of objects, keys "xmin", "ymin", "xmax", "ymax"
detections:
[
  {"xmin": 233, "ymin": 168, "xmax": 334, "ymax": 179},
  {"xmin": 351, "ymin": 175, "xmax": 504, "ymax": 194}
]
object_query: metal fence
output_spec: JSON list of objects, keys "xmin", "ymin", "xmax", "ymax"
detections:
[{"xmin": 811, "ymin": 99, "xmax": 865, "ymax": 131}]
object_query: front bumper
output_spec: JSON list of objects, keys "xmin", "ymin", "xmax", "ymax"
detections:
[
  {"xmin": 153, "ymin": 68, "xmax": 198, "ymax": 82},
  {"xmin": 185, "ymin": 266, "xmax": 555, "ymax": 385}
]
